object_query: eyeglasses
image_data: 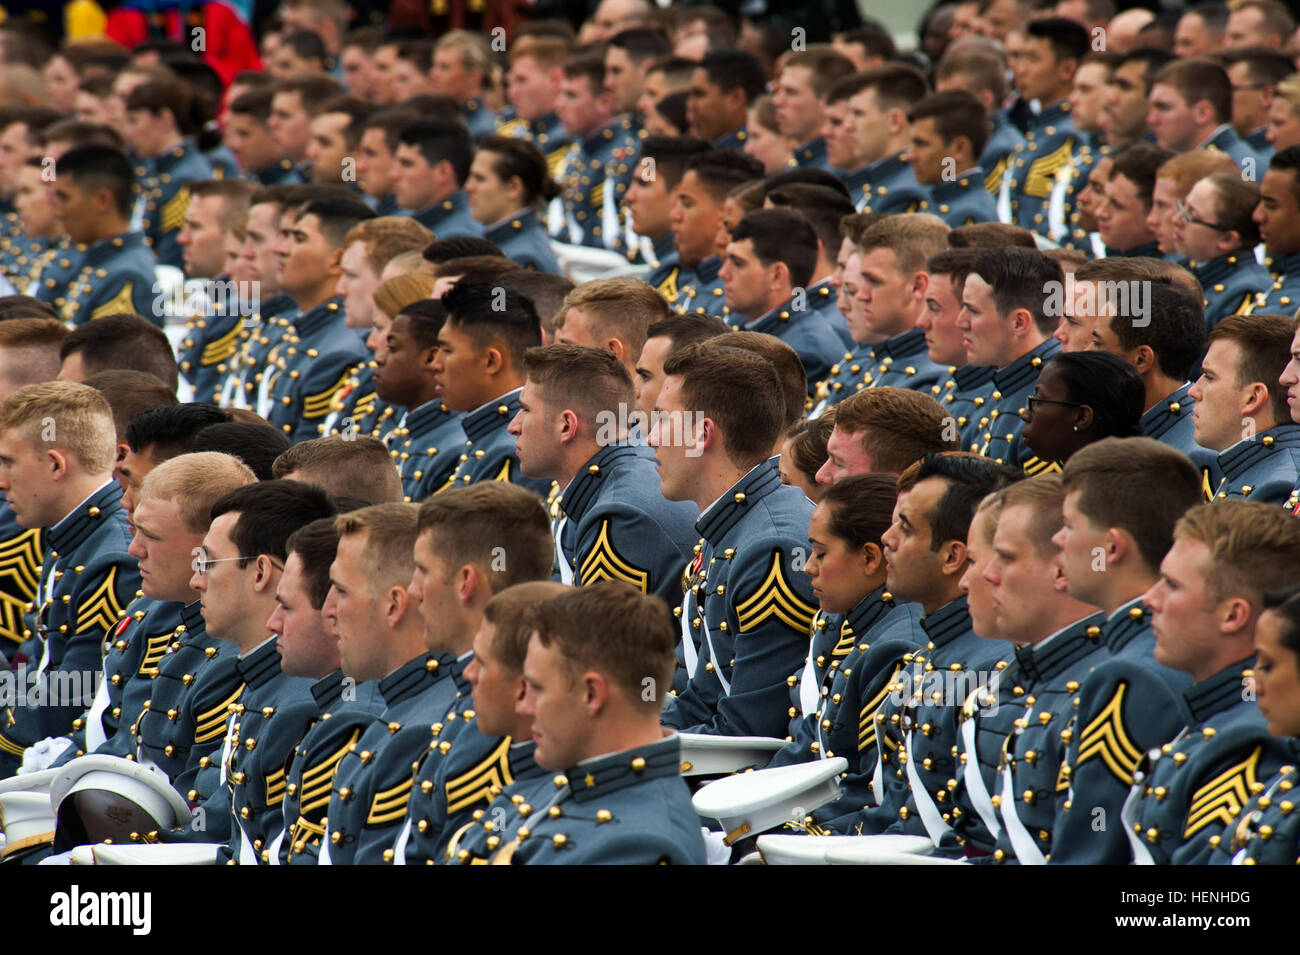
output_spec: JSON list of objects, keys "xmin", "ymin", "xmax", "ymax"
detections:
[
  {"xmin": 1175, "ymin": 201, "xmax": 1229, "ymax": 231},
  {"xmin": 1026, "ymin": 395, "xmax": 1084, "ymax": 413},
  {"xmin": 192, "ymin": 552, "xmax": 282, "ymax": 575}
]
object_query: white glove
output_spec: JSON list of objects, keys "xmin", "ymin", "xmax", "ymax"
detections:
[{"xmin": 19, "ymin": 736, "xmax": 73, "ymax": 775}]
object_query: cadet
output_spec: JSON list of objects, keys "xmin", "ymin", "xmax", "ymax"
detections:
[
  {"xmin": 553, "ymin": 276, "xmax": 672, "ymax": 381},
  {"xmin": 958, "ymin": 248, "xmax": 1063, "ymax": 469},
  {"xmin": 264, "ymin": 196, "xmax": 375, "ymax": 442},
  {"xmin": 413, "ymin": 581, "xmax": 569, "ymax": 865},
  {"xmin": 625, "ymin": 135, "xmax": 709, "ymax": 288},
  {"xmin": 1096, "ymin": 142, "xmax": 1170, "ymax": 259},
  {"xmin": 225, "ymin": 89, "xmax": 303, "ymax": 186},
  {"xmin": 814, "ymin": 387, "xmax": 958, "ymax": 486},
  {"xmin": 1219, "ymin": 47, "xmax": 1293, "ymax": 162},
  {"xmin": 810, "ymin": 214, "xmax": 885, "ymax": 415},
  {"xmin": 431, "ymin": 282, "xmax": 551, "ymax": 496},
  {"xmin": 355, "ymin": 109, "xmax": 414, "ymax": 216},
  {"xmin": 1192, "ymin": 315, "xmax": 1300, "ymax": 504},
  {"xmin": 934, "ymin": 46, "xmax": 1025, "ymax": 199},
  {"xmin": 840, "ymin": 455, "xmax": 1015, "ymax": 837},
  {"xmin": 11, "ymin": 159, "xmax": 65, "ymax": 293},
  {"xmin": 467, "ymin": 136, "xmax": 562, "ymax": 273},
  {"xmin": 666, "ymin": 150, "xmax": 763, "ymax": 319},
  {"xmin": 852, "ymin": 215, "xmax": 950, "ymax": 392},
  {"xmin": 721, "ymin": 209, "xmax": 843, "ymax": 393},
  {"xmin": 374, "ymin": 299, "xmax": 465, "ymax": 500},
  {"xmin": 271, "ymin": 435, "xmax": 404, "ymax": 505},
  {"xmin": 1148, "ymin": 59, "xmax": 1257, "ymax": 170},
  {"xmin": 123, "ymin": 82, "xmax": 215, "ymax": 270},
  {"xmin": 1122, "ymin": 500, "xmax": 1298, "ymax": 864},
  {"xmin": 270, "ymin": 76, "xmax": 345, "ymax": 184},
  {"xmin": 1205, "ymin": 584, "xmax": 1300, "ymax": 864},
  {"xmin": 764, "ymin": 474, "xmax": 925, "ymax": 820},
  {"xmin": 839, "ymin": 65, "xmax": 931, "ymax": 214},
  {"xmin": 687, "ymin": 48, "xmax": 765, "ymax": 151},
  {"xmin": 0, "ymin": 320, "xmax": 66, "ymax": 648},
  {"xmin": 763, "ymin": 182, "xmax": 857, "ymax": 347},
  {"xmin": 431, "ymin": 32, "xmax": 497, "ymax": 142},
  {"xmin": 550, "ymin": 52, "xmax": 638, "ymax": 252},
  {"xmin": 918, "ymin": 249, "xmax": 994, "ymax": 448},
  {"xmin": 510, "ymin": 343, "xmax": 697, "ymax": 603},
  {"xmin": 1176, "ymin": 173, "xmax": 1269, "ymax": 331},
  {"xmin": 1088, "ymin": 277, "xmax": 1207, "ymax": 460},
  {"xmin": 392, "ymin": 119, "xmax": 482, "ymax": 240},
  {"xmin": 632, "ymin": 312, "xmax": 729, "ymax": 422},
  {"xmin": 654, "ymin": 343, "xmax": 818, "ymax": 738},
  {"xmin": 497, "ymin": 35, "xmax": 573, "ymax": 176},
  {"xmin": 51, "ymin": 146, "xmax": 159, "ymax": 326},
  {"xmin": 772, "ymin": 48, "xmax": 855, "ymax": 172},
  {"xmin": 908, "ymin": 92, "xmax": 998, "ymax": 228},
  {"xmin": 999, "ymin": 20, "xmax": 1088, "ymax": 236},
  {"xmin": 1253, "ymin": 147, "xmax": 1300, "ymax": 312},
  {"xmin": 0, "ymin": 383, "xmax": 141, "ymax": 777},
  {"xmin": 488, "ymin": 582, "xmax": 707, "ymax": 864},
  {"xmin": 175, "ymin": 180, "xmax": 258, "ymax": 405},
  {"xmin": 1047, "ymin": 439, "xmax": 1202, "ymax": 864},
  {"xmin": 305, "ymin": 95, "xmax": 372, "ymax": 188}
]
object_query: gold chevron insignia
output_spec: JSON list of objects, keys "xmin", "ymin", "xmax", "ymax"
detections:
[
  {"xmin": 859, "ymin": 666, "xmax": 902, "ymax": 753},
  {"xmin": 445, "ymin": 736, "xmax": 513, "ymax": 814},
  {"xmin": 265, "ymin": 767, "xmax": 287, "ymax": 806},
  {"xmin": 1021, "ymin": 456, "xmax": 1063, "ymax": 476},
  {"xmin": 200, "ymin": 323, "xmax": 240, "ymax": 366},
  {"xmin": 0, "ymin": 527, "xmax": 42, "ymax": 596},
  {"xmin": 92, "ymin": 281, "xmax": 135, "ymax": 321},
  {"xmin": 300, "ymin": 728, "xmax": 362, "ymax": 815},
  {"xmin": 367, "ymin": 775, "xmax": 414, "ymax": 825},
  {"xmin": 656, "ymin": 266, "xmax": 679, "ymax": 301},
  {"xmin": 832, "ymin": 619, "xmax": 856, "ymax": 658},
  {"xmin": 984, "ymin": 158, "xmax": 1007, "ymax": 195},
  {"xmin": 1201, "ymin": 467, "xmax": 1215, "ymax": 503},
  {"xmin": 75, "ymin": 567, "xmax": 127, "ymax": 636},
  {"xmin": 302, "ymin": 370, "xmax": 354, "ymax": 419},
  {"xmin": 493, "ymin": 458, "xmax": 512, "ymax": 483},
  {"xmin": 1074, "ymin": 682, "xmax": 1143, "ymax": 784},
  {"xmin": 1235, "ymin": 293, "xmax": 1256, "ymax": 317},
  {"xmin": 138, "ymin": 631, "xmax": 173, "ymax": 676},
  {"xmin": 1024, "ymin": 142, "xmax": 1074, "ymax": 199},
  {"xmin": 579, "ymin": 520, "xmax": 649, "ymax": 592},
  {"xmin": 1184, "ymin": 745, "xmax": 1263, "ymax": 838},
  {"xmin": 195, "ymin": 684, "xmax": 244, "ymax": 744},
  {"xmin": 736, "ymin": 550, "xmax": 817, "ymax": 634},
  {"xmin": 161, "ymin": 186, "xmax": 191, "ymax": 233}
]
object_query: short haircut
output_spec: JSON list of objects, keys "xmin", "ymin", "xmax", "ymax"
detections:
[
  {"xmin": 557, "ymin": 277, "xmax": 670, "ymax": 359},
  {"xmin": 188, "ymin": 178, "xmax": 259, "ymax": 231},
  {"xmin": 1176, "ymin": 499, "xmax": 1300, "ymax": 604},
  {"xmin": 361, "ymin": 107, "xmax": 419, "ymax": 153},
  {"xmin": 0, "ymin": 380, "xmax": 116, "ymax": 472},
  {"xmin": 394, "ymin": 37, "xmax": 434, "ymax": 73},
  {"xmin": 839, "ymin": 211, "xmax": 885, "ymax": 245},
  {"xmin": 608, "ymin": 27, "xmax": 672, "ymax": 63},
  {"xmin": 0, "ymin": 318, "xmax": 68, "ymax": 389},
  {"xmin": 1232, "ymin": 0, "xmax": 1296, "ymax": 41},
  {"xmin": 715, "ymin": 333, "xmax": 807, "ymax": 429},
  {"xmin": 510, "ymin": 35, "xmax": 573, "ymax": 71},
  {"xmin": 191, "ymin": 421, "xmax": 290, "ymax": 481},
  {"xmin": 697, "ymin": 48, "xmax": 766, "ymax": 102},
  {"xmin": 270, "ymin": 435, "xmax": 403, "ymax": 504},
  {"xmin": 430, "ymin": 255, "xmax": 521, "ymax": 282},
  {"xmin": 728, "ymin": 208, "xmax": 818, "ymax": 289},
  {"xmin": 947, "ymin": 222, "xmax": 1037, "ymax": 249},
  {"xmin": 782, "ymin": 47, "xmax": 856, "ymax": 99},
  {"xmin": 1048, "ymin": 352, "xmax": 1146, "ymax": 440},
  {"xmin": 1153, "ymin": 58, "xmax": 1232, "ymax": 124},
  {"xmin": 783, "ymin": 411, "xmax": 835, "ymax": 486},
  {"xmin": 474, "ymin": 135, "xmax": 561, "ymax": 206},
  {"xmin": 297, "ymin": 196, "xmax": 377, "ymax": 249},
  {"xmin": 1109, "ymin": 141, "xmax": 1176, "ymax": 209},
  {"xmin": 1215, "ymin": 45, "xmax": 1295, "ymax": 87},
  {"xmin": 562, "ymin": 50, "xmax": 607, "ymax": 95},
  {"xmin": 343, "ymin": 216, "xmax": 435, "ymax": 275},
  {"xmin": 1200, "ymin": 171, "xmax": 1261, "ymax": 248},
  {"xmin": 286, "ymin": 517, "xmax": 339, "ymax": 610},
  {"xmin": 313, "ymin": 94, "xmax": 373, "ymax": 150},
  {"xmin": 59, "ymin": 314, "xmax": 179, "ymax": 392},
  {"xmin": 522, "ymin": 343, "xmax": 634, "ymax": 432},
  {"xmin": 528, "ymin": 580, "xmax": 676, "ymax": 709},
  {"xmin": 1101, "ymin": 281, "xmax": 1206, "ymax": 382},
  {"xmin": 926, "ymin": 247, "xmax": 980, "ymax": 296},
  {"xmin": 968, "ymin": 247, "xmax": 1064, "ymax": 335},
  {"xmin": 661, "ymin": 341, "xmax": 786, "ymax": 469},
  {"xmin": 839, "ymin": 24, "xmax": 898, "ymax": 59},
  {"xmin": 818, "ymin": 472, "xmax": 897, "ymax": 553},
  {"xmin": 372, "ymin": 271, "xmax": 436, "ymax": 320},
  {"xmin": 139, "ymin": 451, "xmax": 257, "ymax": 534},
  {"xmin": 397, "ymin": 117, "xmax": 474, "ymax": 186},
  {"xmin": 913, "ymin": 452, "xmax": 1021, "ymax": 549},
  {"xmin": 836, "ymin": 388, "xmax": 960, "ymax": 473},
  {"xmin": 124, "ymin": 80, "xmax": 190, "ymax": 130},
  {"xmin": 125, "ymin": 402, "xmax": 230, "ymax": 460},
  {"xmin": 643, "ymin": 312, "xmax": 729, "ymax": 352},
  {"xmin": 637, "ymin": 135, "xmax": 711, "ymax": 193},
  {"xmin": 858, "ymin": 62, "xmax": 930, "ymax": 113},
  {"xmin": 500, "ymin": 270, "xmax": 574, "ymax": 334},
  {"xmin": 55, "ymin": 145, "xmax": 135, "ymax": 218},
  {"xmin": 936, "ymin": 48, "xmax": 1009, "ymax": 103},
  {"xmin": 228, "ymin": 87, "xmax": 275, "ymax": 121},
  {"xmin": 1074, "ymin": 255, "xmax": 1204, "ymax": 301},
  {"xmin": 274, "ymin": 74, "xmax": 346, "ymax": 114},
  {"xmin": 83, "ymin": 369, "xmax": 177, "ymax": 441},
  {"xmin": 764, "ymin": 185, "xmax": 856, "ymax": 261},
  {"xmin": 682, "ymin": 149, "xmax": 765, "ymax": 203},
  {"xmin": 0, "ymin": 296, "xmax": 58, "ymax": 321},
  {"xmin": 397, "ymin": 298, "xmax": 447, "ymax": 351},
  {"xmin": 483, "ymin": 580, "xmax": 572, "ymax": 673},
  {"xmin": 441, "ymin": 280, "xmax": 542, "ymax": 370},
  {"xmin": 435, "ymin": 29, "xmax": 491, "ymax": 74},
  {"xmin": 1025, "ymin": 16, "xmax": 1091, "ymax": 63},
  {"xmin": 1155, "ymin": 149, "xmax": 1239, "ymax": 195},
  {"xmin": 762, "ymin": 167, "xmax": 852, "ymax": 201},
  {"xmin": 908, "ymin": 90, "xmax": 991, "ymax": 159},
  {"xmin": 210, "ymin": 479, "xmax": 337, "ymax": 566},
  {"xmin": 335, "ymin": 502, "xmax": 420, "ymax": 594},
  {"xmin": 995, "ymin": 473, "xmax": 1067, "ymax": 559},
  {"xmin": 1061, "ymin": 437, "xmax": 1201, "ymax": 573},
  {"xmin": 1269, "ymin": 145, "xmax": 1300, "ymax": 207},
  {"xmin": 1207, "ymin": 313, "xmax": 1297, "ymax": 423},
  {"xmin": 857, "ymin": 213, "xmax": 951, "ymax": 275},
  {"xmin": 416, "ymin": 483, "xmax": 553, "ymax": 591},
  {"xmin": 40, "ymin": 117, "xmax": 125, "ymax": 151}
]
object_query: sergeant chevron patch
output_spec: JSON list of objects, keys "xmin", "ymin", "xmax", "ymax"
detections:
[
  {"xmin": 736, "ymin": 550, "xmax": 816, "ymax": 634},
  {"xmin": 1184, "ymin": 745, "xmax": 1263, "ymax": 838},
  {"xmin": 1074, "ymin": 682, "xmax": 1143, "ymax": 785},
  {"xmin": 579, "ymin": 520, "xmax": 649, "ymax": 592},
  {"xmin": 445, "ymin": 736, "xmax": 513, "ymax": 814}
]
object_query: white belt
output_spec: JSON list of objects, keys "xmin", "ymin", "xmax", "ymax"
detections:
[
  {"xmin": 998, "ymin": 760, "xmax": 1046, "ymax": 864},
  {"xmin": 84, "ymin": 669, "xmax": 111, "ymax": 751},
  {"xmin": 391, "ymin": 815, "xmax": 413, "ymax": 866},
  {"xmin": 265, "ymin": 828, "xmax": 284, "ymax": 866},
  {"xmin": 960, "ymin": 706, "xmax": 1003, "ymax": 840},
  {"xmin": 553, "ymin": 516, "xmax": 574, "ymax": 586},
  {"xmin": 678, "ymin": 587, "xmax": 698, "ymax": 676},
  {"xmin": 1120, "ymin": 775, "xmax": 1156, "ymax": 865},
  {"xmin": 904, "ymin": 728, "xmax": 953, "ymax": 844}
]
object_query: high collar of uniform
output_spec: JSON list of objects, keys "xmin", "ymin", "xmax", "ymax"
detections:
[
  {"xmin": 236, "ymin": 636, "xmax": 284, "ymax": 689},
  {"xmin": 921, "ymin": 595, "xmax": 973, "ymax": 650},
  {"xmin": 1013, "ymin": 613, "xmax": 1105, "ymax": 683},
  {"xmin": 463, "ymin": 387, "xmax": 522, "ymax": 442},
  {"xmin": 1104, "ymin": 596, "xmax": 1151, "ymax": 653},
  {"xmin": 696, "ymin": 458, "xmax": 783, "ymax": 544},
  {"xmin": 1184, "ymin": 658, "xmax": 1255, "ymax": 723},
  {"xmin": 379, "ymin": 651, "xmax": 459, "ymax": 707},
  {"xmin": 46, "ymin": 481, "xmax": 123, "ymax": 553},
  {"xmin": 992, "ymin": 338, "xmax": 1059, "ymax": 393},
  {"xmin": 564, "ymin": 733, "xmax": 682, "ymax": 804},
  {"xmin": 560, "ymin": 443, "xmax": 645, "ymax": 522}
]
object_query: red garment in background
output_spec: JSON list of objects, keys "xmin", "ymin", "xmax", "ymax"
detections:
[{"xmin": 104, "ymin": 2, "xmax": 260, "ymax": 87}]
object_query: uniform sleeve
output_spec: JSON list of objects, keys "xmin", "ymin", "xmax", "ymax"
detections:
[
  {"xmin": 276, "ymin": 352, "xmax": 365, "ymax": 444},
  {"xmin": 229, "ymin": 700, "xmax": 318, "ymax": 864},
  {"xmin": 574, "ymin": 504, "xmax": 693, "ymax": 602},
  {"xmin": 351, "ymin": 724, "xmax": 428, "ymax": 864}
]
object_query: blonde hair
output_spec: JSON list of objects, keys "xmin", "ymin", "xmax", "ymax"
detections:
[
  {"xmin": 1176, "ymin": 500, "xmax": 1300, "ymax": 604},
  {"xmin": 140, "ymin": 451, "xmax": 257, "ymax": 533},
  {"xmin": 335, "ymin": 502, "xmax": 420, "ymax": 593},
  {"xmin": 372, "ymin": 271, "xmax": 436, "ymax": 320},
  {"xmin": 1277, "ymin": 75, "xmax": 1300, "ymax": 115},
  {"xmin": 1155, "ymin": 150, "xmax": 1238, "ymax": 196},
  {"xmin": 557, "ymin": 277, "xmax": 671, "ymax": 357},
  {"xmin": 344, "ymin": 216, "xmax": 435, "ymax": 275},
  {"xmin": 435, "ymin": 30, "xmax": 491, "ymax": 74},
  {"xmin": 0, "ymin": 381, "xmax": 115, "ymax": 473}
]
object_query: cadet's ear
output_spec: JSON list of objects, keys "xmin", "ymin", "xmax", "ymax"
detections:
[
  {"xmin": 582, "ymin": 669, "xmax": 610, "ymax": 716},
  {"xmin": 860, "ymin": 541, "xmax": 884, "ymax": 576},
  {"xmin": 938, "ymin": 538, "xmax": 968, "ymax": 578},
  {"xmin": 1131, "ymin": 344, "xmax": 1157, "ymax": 375},
  {"xmin": 324, "ymin": 246, "xmax": 344, "ymax": 276},
  {"xmin": 45, "ymin": 447, "xmax": 69, "ymax": 481}
]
